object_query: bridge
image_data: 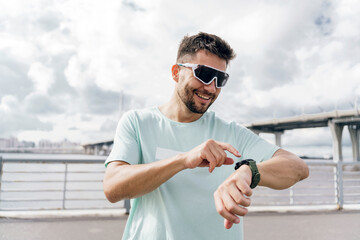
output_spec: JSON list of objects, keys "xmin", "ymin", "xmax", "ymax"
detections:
[
  {"xmin": 244, "ymin": 109, "xmax": 360, "ymax": 162},
  {"xmin": 82, "ymin": 140, "xmax": 113, "ymax": 155},
  {"xmin": 82, "ymin": 109, "xmax": 360, "ymax": 162}
]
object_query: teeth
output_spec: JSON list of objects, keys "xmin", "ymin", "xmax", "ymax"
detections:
[{"xmin": 196, "ymin": 93, "xmax": 210, "ymax": 100}]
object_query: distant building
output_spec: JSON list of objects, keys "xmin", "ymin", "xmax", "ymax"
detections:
[
  {"xmin": 0, "ymin": 137, "xmax": 81, "ymax": 154},
  {"xmin": 0, "ymin": 137, "xmax": 21, "ymax": 149},
  {"xmin": 0, "ymin": 138, "xmax": 6, "ymax": 149},
  {"xmin": 38, "ymin": 139, "xmax": 53, "ymax": 148},
  {"xmin": 7, "ymin": 137, "xmax": 19, "ymax": 148},
  {"xmin": 19, "ymin": 141, "xmax": 35, "ymax": 148}
]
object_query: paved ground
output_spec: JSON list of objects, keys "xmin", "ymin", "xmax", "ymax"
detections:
[{"xmin": 0, "ymin": 210, "xmax": 359, "ymax": 240}]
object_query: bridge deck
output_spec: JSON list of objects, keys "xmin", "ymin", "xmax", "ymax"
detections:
[{"xmin": 244, "ymin": 109, "xmax": 360, "ymax": 132}]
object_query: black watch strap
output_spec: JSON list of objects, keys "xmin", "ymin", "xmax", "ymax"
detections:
[{"xmin": 235, "ymin": 159, "xmax": 261, "ymax": 189}]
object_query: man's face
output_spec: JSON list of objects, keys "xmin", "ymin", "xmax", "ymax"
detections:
[{"xmin": 176, "ymin": 50, "xmax": 227, "ymax": 114}]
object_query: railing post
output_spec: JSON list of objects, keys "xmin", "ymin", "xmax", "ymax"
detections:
[
  {"xmin": 289, "ymin": 186, "xmax": 294, "ymax": 205},
  {"xmin": 124, "ymin": 199, "xmax": 131, "ymax": 214},
  {"xmin": 335, "ymin": 162, "xmax": 344, "ymax": 210},
  {"xmin": 0, "ymin": 156, "xmax": 3, "ymax": 208},
  {"xmin": 62, "ymin": 163, "xmax": 68, "ymax": 210}
]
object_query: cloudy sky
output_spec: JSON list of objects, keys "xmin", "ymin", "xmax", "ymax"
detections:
[{"xmin": 0, "ymin": 0, "xmax": 359, "ymax": 151}]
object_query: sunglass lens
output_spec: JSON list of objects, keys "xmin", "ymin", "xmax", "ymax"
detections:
[
  {"xmin": 194, "ymin": 66, "xmax": 215, "ymax": 84},
  {"xmin": 216, "ymin": 75, "xmax": 228, "ymax": 87},
  {"xmin": 194, "ymin": 65, "xmax": 229, "ymax": 88}
]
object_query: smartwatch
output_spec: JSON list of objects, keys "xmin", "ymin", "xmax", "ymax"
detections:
[{"xmin": 235, "ymin": 159, "xmax": 260, "ymax": 189}]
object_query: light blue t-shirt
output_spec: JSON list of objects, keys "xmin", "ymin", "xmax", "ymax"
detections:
[{"xmin": 106, "ymin": 107, "xmax": 279, "ymax": 240}]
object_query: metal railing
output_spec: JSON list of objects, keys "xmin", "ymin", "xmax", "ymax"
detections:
[
  {"xmin": 0, "ymin": 156, "xmax": 359, "ymax": 212},
  {"xmin": 252, "ymin": 160, "xmax": 360, "ymax": 209},
  {"xmin": 0, "ymin": 156, "xmax": 126, "ymax": 211}
]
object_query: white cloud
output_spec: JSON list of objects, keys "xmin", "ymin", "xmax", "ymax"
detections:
[
  {"xmin": 64, "ymin": 55, "xmax": 86, "ymax": 89},
  {"xmin": 0, "ymin": 34, "xmax": 38, "ymax": 64},
  {"xmin": 0, "ymin": 94, "xmax": 53, "ymax": 137},
  {"xmin": 1, "ymin": 0, "xmax": 359, "ymax": 145},
  {"xmin": 28, "ymin": 62, "xmax": 55, "ymax": 93},
  {"xmin": 0, "ymin": 95, "xmax": 19, "ymax": 112}
]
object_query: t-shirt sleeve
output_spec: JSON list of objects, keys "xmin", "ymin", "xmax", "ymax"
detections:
[
  {"xmin": 235, "ymin": 123, "xmax": 280, "ymax": 163},
  {"xmin": 105, "ymin": 111, "xmax": 141, "ymax": 167}
]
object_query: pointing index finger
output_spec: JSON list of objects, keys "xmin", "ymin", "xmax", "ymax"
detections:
[{"xmin": 216, "ymin": 141, "xmax": 241, "ymax": 158}]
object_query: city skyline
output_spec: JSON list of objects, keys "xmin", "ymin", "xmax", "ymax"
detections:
[
  {"xmin": 0, "ymin": 136, "xmax": 81, "ymax": 148},
  {"xmin": 0, "ymin": 136, "xmax": 83, "ymax": 154}
]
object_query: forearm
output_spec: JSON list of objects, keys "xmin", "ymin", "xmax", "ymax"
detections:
[
  {"xmin": 104, "ymin": 139, "xmax": 239, "ymax": 203},
  {"xmin": 257, "ymin": 149, "xmax": 309, "ymax": 190},
  {"xmin": 103, "ymin": 154, "xmax": 186, "ymax": 203}
]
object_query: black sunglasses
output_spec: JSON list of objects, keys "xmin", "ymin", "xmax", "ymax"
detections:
[{"xmin": 177, "ymin": 63, "xmax": 229, "ymax": 88}]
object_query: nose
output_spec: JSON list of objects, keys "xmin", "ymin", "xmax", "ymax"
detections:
[{"xmin": 203, "ymin": 78, "xmax": 217, "ymax": 93}]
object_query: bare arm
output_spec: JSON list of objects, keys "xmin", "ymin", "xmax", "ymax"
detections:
[
  {"xmin": 258, "ymin": 148, "xmax": 309, "ymax": 189},
  {"xmin": 214, "ymin": 148, "xmax": 309, "ymax": 229},
  {"xmin": 103, "ymin": 139, "xmax": 240, "ymax": 203},
  {"xmin": 103, "ymin": 155, "xmax": 185, "ymax": 203}
]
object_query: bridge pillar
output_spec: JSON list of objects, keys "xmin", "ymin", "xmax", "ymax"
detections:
[
  {"xmin": 83, "ymin": 146, "xmax": 88, "ymax": 154},
  {"xmin": 274, "ymin": 131, "xmax": 283, "ymax": 147},
  {"xmin": 328, "ymin": 120, "xmax": 344, "ymax": 162},
  {"xmin": 348, "ymin": 125, "xmax": 360, "ymax": 162},
  {"xmin": 84, "ymin": 146, "xmax": 92, "ymax": 154},
  {"xmin": 94, "ymin": 145, "xmax": 100, "ymax": 155}
]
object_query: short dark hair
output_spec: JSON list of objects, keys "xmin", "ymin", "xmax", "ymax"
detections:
[{"xmin": 176, "ymin": 32, "xmax": 236, "ymax": 65}]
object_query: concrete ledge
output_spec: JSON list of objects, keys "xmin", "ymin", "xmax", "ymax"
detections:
[
  {"xmin": 1, "ymin": 205, "xmax": 359, "ymax": 219},
  {"xmin": 343, "ymin": 204, "xmax": 360, "ymax": 210},
  {"xmin": 0, "ymin": 209, "xmax": 127, "ymax": 219},
  {"xmin": 249, "ymin": 205, "xmax": 339, "ymax": 213},
  {"xmin": 250, "ymin": 204, "xmax": 360, "ymax": 213}
]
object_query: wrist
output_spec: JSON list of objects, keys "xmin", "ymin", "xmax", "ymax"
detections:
[
  {"xmin": 238, "ymin": 164, "xmax": 252, "ymax": 180},
  {"xmin": 235, "ymin": 159, "xmax": 261, "ymax": 189},
  {"xmin": 175, "ymin": 153, "xmax": 188, "ymax": 171}
]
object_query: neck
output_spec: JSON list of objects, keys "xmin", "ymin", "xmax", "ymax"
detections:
[{"xmin": 158, "ymin": 90, "xmax": 204, "ymax": 123}]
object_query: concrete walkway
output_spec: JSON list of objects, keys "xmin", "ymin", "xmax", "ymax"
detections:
[{"xmin": 0, "ymin": 210, "xmax": 359, "ymax": 240}]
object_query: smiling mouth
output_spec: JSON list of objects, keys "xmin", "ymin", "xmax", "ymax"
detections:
[{"xmin": 195, "ymin": 92, "xmax": 211, "ymax": 100}]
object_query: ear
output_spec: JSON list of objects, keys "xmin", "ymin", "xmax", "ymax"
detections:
[{"xmin": 171, "ymin": 64, "xmax": 180, "ymax": 83}]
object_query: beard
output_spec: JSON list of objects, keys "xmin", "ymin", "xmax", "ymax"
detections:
[{"xmin": 177, "ymin": 82, "xmax": 216, "ymax": 114}]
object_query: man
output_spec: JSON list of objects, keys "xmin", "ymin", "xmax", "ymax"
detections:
[{"xmin": 103, "ymin": 32, "xmax": 309, "ymax": 239}]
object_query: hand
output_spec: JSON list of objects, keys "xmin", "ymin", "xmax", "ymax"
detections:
[
  {"xmin": 182, "ymin": 139, "xmax": 241, "ymax": 173},
  {"xmin": 214, "ymin": 165, "xmax": 253, "ymax": 229}
]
